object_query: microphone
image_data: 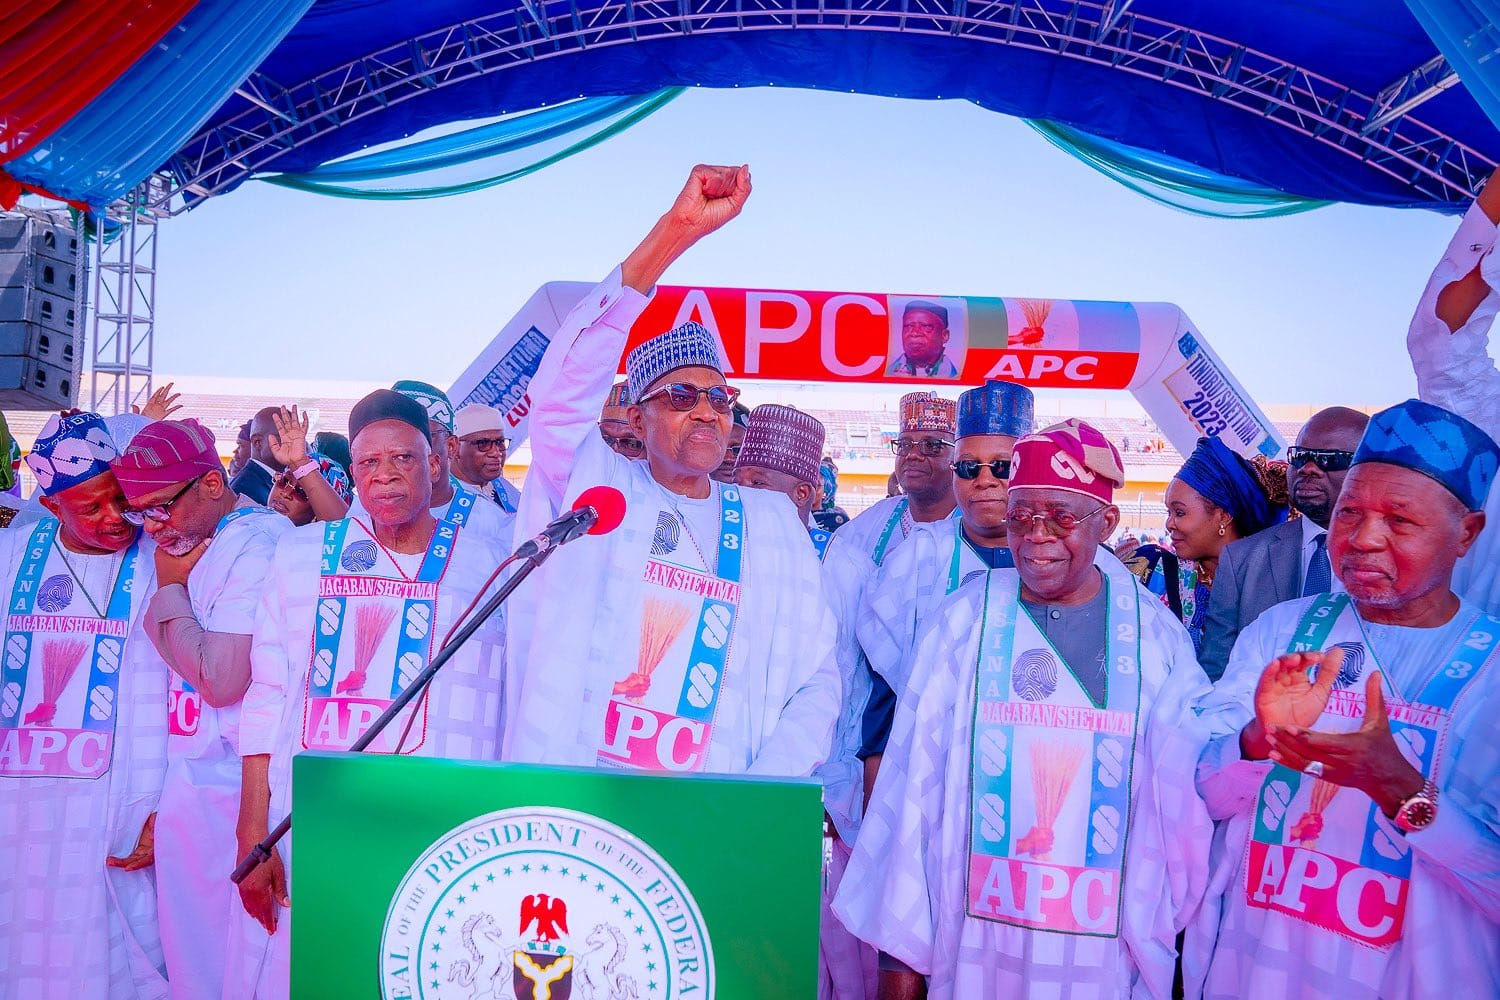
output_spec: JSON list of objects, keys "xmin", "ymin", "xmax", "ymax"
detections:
[{"xmin": 514, "ymin": 485, "xmax": 626, "ymax": 560}]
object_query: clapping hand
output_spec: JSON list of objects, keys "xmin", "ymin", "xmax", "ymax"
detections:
[
  {"xmin": 268, "ymin": 405, "xmax": 311, "ymax": 469},
  {"xmin": 132, "ymin": 382, "xmax": 183, "ymax": 420},
  {"xmin": 1240, "ymin": 648, "xmax": 1342, "ymax": 760}
]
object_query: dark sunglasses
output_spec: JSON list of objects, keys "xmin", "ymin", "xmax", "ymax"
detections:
[
  {"xmin": 599, "ymin": 427, "xmax": 645, "ymax": 456},
  {"xmin": 1287, "ymin": 446, "xmax": 1354, "ymax": 472},
  {"xmin": 466, "ymin": 436, "xmax": 508, "ymax": 452},
  {"xmin": 122, "ymin": 475, "xmax": 203, "ymax": 525},
  {"xmin": 273, "ymin": 472, "xmax": 308, "ymax": 501},
  {"xmin": 952, "ymin": 458, "xmax": 1012, "ymax": 480},
  {"xmin": 636, "ymin": 382, "xmax": 741, "ymax": 414}
]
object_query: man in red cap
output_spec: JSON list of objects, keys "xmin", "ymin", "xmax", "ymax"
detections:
[
  {"xmin": 111, "ymin": 418, "xmax": 291, "ymax": 999},
  {"xmin": 835, "ymin": 418, "xmax": 1228, "ymax": 999}
]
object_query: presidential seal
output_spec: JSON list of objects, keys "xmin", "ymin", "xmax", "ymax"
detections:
[{"xmin": 381, "ymin": 806, "xmax": 714, "ymax": 1000}]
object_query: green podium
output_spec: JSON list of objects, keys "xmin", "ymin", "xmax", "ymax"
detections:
[{"xmin": 292, "ymin": 752, "xmax": 823, "ymax": 999}]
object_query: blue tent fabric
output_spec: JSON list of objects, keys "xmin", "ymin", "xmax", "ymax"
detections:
[
  {"xmin": 1406, "ymin": 1, "xmax": 1500, "ymax": 132},
  {"xmin": 174, "ymin": 0, "xmax": 1499, "ymax": 213}
]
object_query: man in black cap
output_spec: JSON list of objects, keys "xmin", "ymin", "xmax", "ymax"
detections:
[
  {"xmin": 234, "ymin": 389, "xmax": 511, "ymax": 999},
  {"xmin": 886, "ymin": 300, "xmax": 961, "ymax": 379}
]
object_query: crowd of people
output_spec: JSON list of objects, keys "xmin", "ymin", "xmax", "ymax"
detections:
[{"xmin": 3, "ymin": 163, "xmax": 1500, "ymax": 1000}]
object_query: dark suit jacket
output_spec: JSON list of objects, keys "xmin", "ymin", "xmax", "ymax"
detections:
[
  {"xmin": 1199, "ymin": 518, "xmax": 1304, "ymax": 680},
  {"xmin": 229, "ymin": 462, "xmax": 275, "ymax": 507}
]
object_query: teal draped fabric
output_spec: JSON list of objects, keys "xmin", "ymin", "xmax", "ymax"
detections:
[
  {"xmin": 1026, "ymin": 120, "xmax": 1332, "ymax": 219},
  {"xmin": 259, "ymin": 90, "xmax": 684, "ymax": 200}
]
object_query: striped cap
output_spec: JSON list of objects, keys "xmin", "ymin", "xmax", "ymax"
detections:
[
  {"xmin": 111, "ymin": 419, "xmax": 221, "ymax": 502},
  {"xmin": 735, "ymin": 404, "xmax": 826, "ymax": 484}
]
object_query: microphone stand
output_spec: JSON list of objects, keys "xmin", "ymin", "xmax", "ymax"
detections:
[{"xmin": 231, "ymin": 540, "xmax": 558, "ymax": 885}]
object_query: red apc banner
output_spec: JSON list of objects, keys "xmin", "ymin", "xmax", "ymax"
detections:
[{"xmin": 627, "ymin": 287, "xmax": 1142, "ymax": 389}]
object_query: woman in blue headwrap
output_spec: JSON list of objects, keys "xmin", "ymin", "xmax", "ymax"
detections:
[{"xmin": 1126, "ymin": 436, "xmax": 1288, "ymax": 653}]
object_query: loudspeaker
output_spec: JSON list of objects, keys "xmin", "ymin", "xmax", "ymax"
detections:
[{"xmin": 0, "ymin": 213, "xmax": 84, "ymax": 409}]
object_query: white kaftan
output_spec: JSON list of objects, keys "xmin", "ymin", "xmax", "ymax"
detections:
[
  {"xmin": 856, "ymin": 516, "xmax": 999, "ymax": 700},
  {"xmin": 503, "ymin": 269, "xmax": 840, "ymax": 778},
  {"xmin": 0, "ymin": 521, "xmax": 170, "ymax": 1000},
  {"xmin": 1193, "ymin": 595, "xmax": 1500, "ymax": 999},
  {"xmin": 236, "ymin": 514, "xmax": 508, "ymax": 999},
  {"xmin": 1406, "ymin": 198, "xmax": 1500, "ymax": 614},
  {"xmin": 834, "ymin": 559, "xmax": 1221, "ymax": 999},
  {"xmin": 153, "ymin": 505, "xmax": 287, "ymax": 1000}
]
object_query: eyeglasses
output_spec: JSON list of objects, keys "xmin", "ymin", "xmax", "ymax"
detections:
[
  {"xmin": 122, "ymin": 475, "xmax": 203, "ymax": 525},
  {"xmin": 890, "ymin": 438, "xmax": 954, "ymax": 457},
  {"xmin": 599, "ymin": 427, "xmax": 645, "ymax": 457},
  {"xmin": 952, "ymin": 458, "xmax": 1012, "ymax": 481},
  {"xmin": 273, "ymin": 471, "xmax": 309, "ymax": 502},
  {"xmin": 1287, "ymin": 446, "xmax": 1355, "ymax": 472},
  {"xmin": 465, "ymin": 436, "xmax": 508, "ymax": 453},
  {"xmin": 636, "ymin": 382, "xmax": 741, "ymax": 414},
  {"xmin": 1006, "ymin": 503, "xmax": 1108, "ymax": 537}
]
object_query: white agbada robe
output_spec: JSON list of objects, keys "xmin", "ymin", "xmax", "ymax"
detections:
[
  {"xmin": 857, "ymin": 515, "xmax": 1000, "ymax": 700},
  {"xmin": 819, "ymin": 497, "xmax": 950, "ymax": 1000},
  {"xmin": 1407, "ymin": 198, "xmax": 1500, "ymax": 615},
  {"xmin": 834, "ymin": 559, "xmax": 1221, "ymax": 999},
  {"xmin": 1193, "ymin": 594, "xmax": 1500, "ymax": 999},
  {"xmin": 0, "ymin": 520, "xmax": 170, "ymax": 1000},
  {"xmin": 351, "ymin": 475, "xmax": 514, "ymax": 553},
  {"xmin": 237, "ymin": 514, "xmax": 508, "ymax": 999},
  {"xmin": 503, "ymin": 268, "xmax": 840, "ymax": 777},
  {"xmin": 152, "ymin": 505, "xmax": 287, "ymax": 1000}
]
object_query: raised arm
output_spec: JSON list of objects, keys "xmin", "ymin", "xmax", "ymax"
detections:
[
  {"xmin": 1408, "ymin": 171, "xmax": 1500, "ymax": 441},
  {"xmin": 522, "ymin": 165, "xmax": 753, "ymax": 513}
]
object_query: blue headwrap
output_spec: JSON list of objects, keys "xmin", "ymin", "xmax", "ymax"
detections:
[
  {"xmin": 24, "ymin": 412, "xmax": 119, "ymax": 496},
  {"xmin": 1177, "ymin": 436, "xmax": 1279, "ymax": 536},
  {"xmin": 956, "ymin": 380, "xmax": 1035, "ymax": 438},
  {"xmin": 1353, "ymin": 398, "xmax": 1499, "ymax": 512}
]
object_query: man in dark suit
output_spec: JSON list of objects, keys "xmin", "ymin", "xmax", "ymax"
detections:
[
  {"xmin": 1198, "ymin": 406, "xmax": 1368, "ymax": 678},
  {"xmin": 228, "ymin": 406, "xmax": 284, "ymax": 506}
]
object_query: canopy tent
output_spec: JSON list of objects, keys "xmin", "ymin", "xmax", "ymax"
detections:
[{"xmin": 2, "ymin": 1, "xmax": 1498, "ymax": 215}]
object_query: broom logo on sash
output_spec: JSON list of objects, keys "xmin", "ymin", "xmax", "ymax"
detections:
[
  {"xmin": 1288, "ymin": 779, "xmax": 1342, "ymax": 847},
  {"xmin": 1016, "ymin": 741, "xmax": 1086, "ymax": 860},
  {"xmin": 613, "ymin": 597, "xmax": 692, "ymax": 702},
  {"xmin": 335, "ymin": 603, "xmax": 399, "ymax": 696},
  {"xmin": 22, "ymin": 638, "xmax": 89, "ymax": 727}
]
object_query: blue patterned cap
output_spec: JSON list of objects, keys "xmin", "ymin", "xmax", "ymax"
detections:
[
  {"xmin": 626, "ymin": 322, "xmax": 725, "ymax": 404},
  {"xmin": 1352, "ymin": 398, "xmax": 1499, "ymax": 511},
  {"xmin": 956, "ymin": 380, "xmax": 1036, "ymax": 439},
  {"xmin": 24, "ymin": 412, "xmax": 120, "ymax": 496},
  {"xmin": 392, "ymin": 379, "xmax": 456, "ymax": 434}
]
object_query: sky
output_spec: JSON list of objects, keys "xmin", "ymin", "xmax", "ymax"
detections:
[{"xmin": 152, "ymin": 86, "xmax": 1468, "ymax": 408}]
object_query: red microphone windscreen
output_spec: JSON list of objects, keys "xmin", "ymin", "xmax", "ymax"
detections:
[{"xmin": 573, "ymin": 485, "xmax": 627, "ymax": 535}]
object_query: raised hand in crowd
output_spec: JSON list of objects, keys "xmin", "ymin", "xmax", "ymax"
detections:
[
  {"xmin": 132, "ymin": 382, "xmax": 184, "ymax": 421},
  {"xmin": 268, "ymin": 404, "xmax": 349, "ymax": 523}
]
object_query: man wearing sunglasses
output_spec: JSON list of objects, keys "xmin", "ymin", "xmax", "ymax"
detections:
[
  {"xmin": 107, "ymin": 418, "xmax": 291, "ymax": 998},
  {"xmin": 597, "ymin": 380, "xmax": 646, "ymax": 461},
  {"xmin": 452, "ymin": 403, "xmax": 521, "ymax": 514},
  {"xmin": 1200, "ymin": 406, "xmax": 1369, "ymax": 679},
  {"xmin": 504, "ymin": 164, "xmax": 839, "ymax": 786},
  {"xmin": 837, "ymin": 418, "xmax": 1223, "ymax": 999},
  {"xmin": 0, "ymin": 412, "xmax": 172, "ymax": 998}
]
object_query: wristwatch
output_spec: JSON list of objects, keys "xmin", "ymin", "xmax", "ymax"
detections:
[{"xmin": 1394, "ymin": 779, "xmax": 1439, "ymax": 833}]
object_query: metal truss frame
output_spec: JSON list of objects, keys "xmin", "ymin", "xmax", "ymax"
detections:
[
  {"xmin": 154, "ymin": 0, "xmax": 1497, "ymax": 215},
  {"xmin": 90, "ymin": 177, "xmax": 169, "ymax": 414}
]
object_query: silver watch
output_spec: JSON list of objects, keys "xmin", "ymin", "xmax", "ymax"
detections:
[{"xmin": 1394, "ymin": 779, "xmax": 1439, "ymax": 833}]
